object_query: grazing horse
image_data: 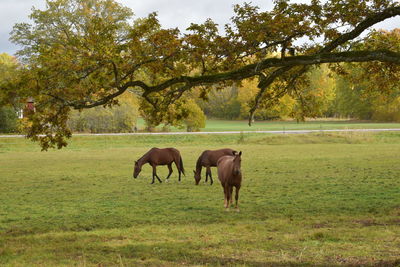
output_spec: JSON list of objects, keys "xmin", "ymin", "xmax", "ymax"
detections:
[
  {"xmin": 133, "ymin": 147, "xmax": 185, "ymax": 184},
  {"xmin": 217, "ymin": 151, "xmax": 242, "ymax": 211},
  {"xmin": 193, "ymin": 148, "xmax": 237, "ymax": 185}
]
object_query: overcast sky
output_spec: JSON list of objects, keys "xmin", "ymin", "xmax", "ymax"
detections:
[{"xmin": 0, "ymin": 0, "xmax": 399, "ymax": 55}]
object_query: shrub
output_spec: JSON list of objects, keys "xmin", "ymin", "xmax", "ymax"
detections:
[
  {"xmin": 67, "ymin": 97, "xmax": 138, "ymax": 133},
  {"xmin": 183, "ymin": 99, "xmax": 206, "ymax": 132},
  {"xmin": 0, "ymin": 107, "xmax": 19, "ymax": 133}
]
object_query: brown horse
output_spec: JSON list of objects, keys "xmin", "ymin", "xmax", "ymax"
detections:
[
  {"xmin": 133, "ymin": 147, "xmax": 185, "ymax": 184},
  {"xmin": 193, "ymin": 148, "xmax": 237, "ymax": 185},
  {"xmin": 217, "ymin": 151, "xmax": 242, "ymax": 211}
]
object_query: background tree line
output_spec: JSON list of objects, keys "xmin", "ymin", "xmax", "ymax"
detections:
[
  {"xmin": 1, "ymin": 0, "xmax": 400, "ymax": 143},
  {"xmin": 2, "ymin": 29, "xmax": 400, "ymax": 134}
]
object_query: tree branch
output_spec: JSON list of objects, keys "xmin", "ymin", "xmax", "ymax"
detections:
[
  {"xmin": 321, "ymin": 6, "xmax": 400, "ymax": 53},
  {"xmin": 65, "ymin": 49, "xmax": 400, "ymax": 109},
  {"xmin": 46, "ymin": 6, "xmax": 400, "ymax": 115},
  {"xmin": 145, "ymin": 49, "xmax": 400, "ymax": 93},
  {"xmin": 246, "ymin": 5, "xmax": 400, "ymax": 123}
]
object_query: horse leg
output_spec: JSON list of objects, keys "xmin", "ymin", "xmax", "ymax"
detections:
[
  {"xmin": 152, "ymin": 165, "xmax": 162, "ymax": 183},
  {"xmin": 165, "ymin": 163, "xmax": 173, "ymax": 182},
  {"xmin": 223, "ymin": 185, "xmax": 229, "ymax": 209},
  {"xmin": 229, "ymin": 186, "xmax": 234, "ymax": 207},
  {"xmin": 206, "ymin": 167, "xmax": 213, "ymax": 185},
  {"xmin": 226, "ymin": 184, "xmax": 232, "ymax": 211},
  {"xmin": 235, "ymin": 186, "xmax": 240, "ymax": 211},
  {"xmin": 174, "ymin": 159, "xmax": 181, "ymax": 182},
  {"xmin": 155, "ymin": 173, "xmax": 162, "ymax": 183},
  {"xmin": 208, "ymin": 169, "xmax": 213, "ymax": 185}
]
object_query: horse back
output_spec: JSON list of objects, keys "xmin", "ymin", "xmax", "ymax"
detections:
[
  {"xmin": 148, "ymin": 147, "xmax": 180, "ymax": 165},
  {"xmin": 202, "ymin": 148, "xmax": 236, "ymax": 167}
]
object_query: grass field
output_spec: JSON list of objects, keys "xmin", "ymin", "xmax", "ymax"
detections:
[
  {"xmin": 1, "ymin": 132, "xmax": 400, "ymax": 266},
  {"xmin": 136, "ymin": 118, "xmax": 400, "ymax": 132}
]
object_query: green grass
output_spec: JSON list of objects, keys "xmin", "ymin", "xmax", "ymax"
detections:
[
  {"xmin": 1, "ymin": 132, "xmax": 400, "ymax": 266},
  {"xmin": 136, "ymin": 118, "xmax": 400, "ymax": 132}
]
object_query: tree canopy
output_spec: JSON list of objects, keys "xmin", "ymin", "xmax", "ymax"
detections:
[{"xmin": 3, "ymin": 0, "xmax": 400, "ymax": 149}]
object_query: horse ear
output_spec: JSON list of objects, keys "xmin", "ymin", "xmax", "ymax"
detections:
[
  {"xmin": 239, "ymin": 151, "xmax": 242, "ymax": 156},
  {"xmin": 232, "ymin": 151, "xmax": 237, "ymax": 156}
]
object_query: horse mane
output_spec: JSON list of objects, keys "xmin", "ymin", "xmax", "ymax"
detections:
[
  {"xmin": 195, "ymin": 152, "xmax": 204, "ymax": 173},
  {"xmin": 137, "ymin": 147, "xmax": 156, "ymax": 163}
]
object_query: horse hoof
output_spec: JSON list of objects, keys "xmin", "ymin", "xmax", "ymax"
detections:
[{"xmin": 165, "ymin": 179, "xmax": 169, "ymax": 183}]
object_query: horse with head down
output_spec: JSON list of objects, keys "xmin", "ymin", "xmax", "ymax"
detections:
[
  {"xmin": 193, "ymin": 148, "xmax": 237, "ymax": 185},
  {"xmin": 217, "ymin": 151, "xmax": 242, "ymax": 211},
  {"xmin": 133, "ymin": 147, "xmax": 185, "ymax": 184}
]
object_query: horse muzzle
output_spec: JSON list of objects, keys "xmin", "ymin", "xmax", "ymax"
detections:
[{"xmin": 233, "ymin": 170, "xmax": 241, "ymax": 176}]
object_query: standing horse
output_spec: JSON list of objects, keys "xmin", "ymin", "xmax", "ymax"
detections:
[
  {"xmin": 217, "ymin": 151, "xmax": 242, "ymax": 211},
  {"xmin": 133, "ymin": 147, "xmax": 185, "ymax": 184},
  {"xmin": 193, "ymin": 148, "xmax": 237, "ymax": 185}
]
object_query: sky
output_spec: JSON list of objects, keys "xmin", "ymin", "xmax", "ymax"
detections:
[{"xmin": 0, "ymin": 0, "xmax": 399, "ymax": 55}]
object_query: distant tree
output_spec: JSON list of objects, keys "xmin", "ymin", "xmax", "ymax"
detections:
[
  {"xmin": 238, "ymin": 77, "xmax": 295, "ymax": 120},
  {"xmin": 289, "ymin": 65, "xmax": 336, "ymax": 121},
  {"xmin": 331, "ymin": 29, "xmax": 400, "ymax": 121},
  {"xmin": 67, "ymin": 92, "xmax": 138, "ymax": 133},
  {"xmin": 238, "ymin": 65, "xmax": 335, "ymax": 121},
  {"xmin": 0, "ymin": 107, "xmax": 19, "ymax": 133},
  {"xmin": 237, "ymin": 78, "xmax": 260, "ymax": 119},
  {"xmin": 140, "ymin": 97, "xmax": 186, "ymax": 131},
  {"xmin": 372, "ymin": 96, "xmax": 400, "ymax": 121},
  {"xmin": 183, "ymin": 99, "xmax": 206, "ymax": 132},
  {"xmin": 6, "ymin": 0, "xmax": 400, "ymax": 149},
  {"xmin": 0, "ymin": 53, "xmax": 19, "ymax": 106},
  {"xmin": 332, "ymin": 73, "xmax": 374, "ymax": 119},
  {"xmin": 333, "ymin": 70, "xmax": 400, "ymax": 121},
  {"xmin": 140, "ymin": 96, "xmax": 205, "ymax": 131},
  {"xmin": 0, "ymin": 53, "xmax": 20, "ymax": 132},
  {"xmin": 199, "ymin": 86, "xmax": 241, "ymax": 119}
]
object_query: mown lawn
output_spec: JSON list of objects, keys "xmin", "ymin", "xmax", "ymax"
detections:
[
  {"xmin": 136, "ymin": 117, "xmax": 400, "ymax": 132},
  {"xmin": 0, "ymin": 132, "xmax": 399, "ymax": 266}
]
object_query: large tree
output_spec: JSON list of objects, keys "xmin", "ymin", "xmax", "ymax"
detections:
[{"xmin": 4, "ymin": 0, "xmax": 400, "ymax": 149}]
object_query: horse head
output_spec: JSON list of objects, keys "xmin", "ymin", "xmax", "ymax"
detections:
[
  {"xmin": 233, "ymin": 151, "xmax": 242, "ymax": 176},
  {"xmin": 193, "ymin": 170, "xmax": 201, "ymax": 185},
  {"xmin": 133, "ymin": 161, "xmax": 142, "ymax": 178}
]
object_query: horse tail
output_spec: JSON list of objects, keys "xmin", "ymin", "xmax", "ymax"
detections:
[{"xmin": 179, "ymin": 155, "xmax": 185, "ymax": 176}]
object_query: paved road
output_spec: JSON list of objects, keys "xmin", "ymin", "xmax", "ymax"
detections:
[{"xmin": 1, "ymin": 128, "xmax": 400, "ymax": 138}]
